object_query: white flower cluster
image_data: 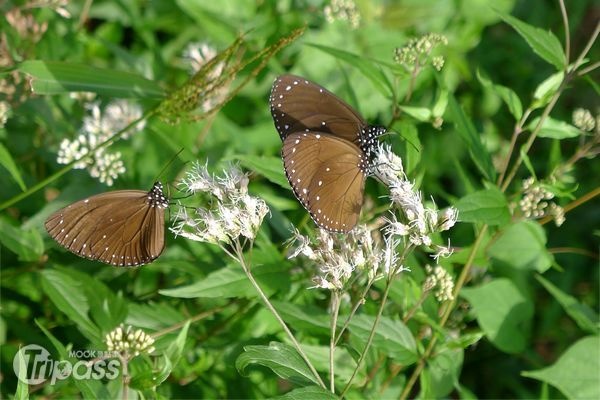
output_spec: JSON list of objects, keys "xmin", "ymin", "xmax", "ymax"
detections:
[
  {"xmin": 518, "ymin": 177, "xmax": 565, "ymax": 226},
  {"xmin": 572, "ymin": 108, "xmax": 596, "ymax": 132},
  {"xmin": 56, "ymin": 100, "xmax": 145, "ymax": 186},
  {"xmin": 394, "ymin": 33, "xmax": 448, "ymax": 71},
  {"xmin": 182, "ymin": 42, "xmax": 228, "ymax": 112},
  {"xmin": 423, "ymin": 265, "xmax": 455, "ymax": 302},
  {"xmin": 170, "ymin": 162, "xmax": 269, "ymax": 244},
  {"xmin": 375, "ymin": 143, "xmax": 458, "ymax": 250},
  {"xmin": 324, "ymin": 0, "xmax": 360, "ymax": 29},
  {"xmin": 105, "ymin": 324, "xmax": 155, "ymax": 357}
]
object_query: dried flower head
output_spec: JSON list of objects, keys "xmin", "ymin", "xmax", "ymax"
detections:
[
  {"xmin": 423, "ymin": 265, "xmax": 454, "ymax": 302},
  {"xmin": 170, "ymin": 162, "xmax": 269, "ymax": 244},
  {"xmin": 324, "ymin": 0, "xmax": 361, "ymax": 29},
  {"xmin": 56, "ymin": 100, "xmax": 145, "ymax": 186},
  {"xmin": 105, "ymin": 324, "xmax": 155, "ymax": 357}
]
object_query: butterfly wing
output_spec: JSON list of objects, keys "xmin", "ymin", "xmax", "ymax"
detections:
[
  {"xmin": 45, "ymin": 186, "xmax": 166, "ymax": 267},
  {"xmin": 270, "ymin": 74, "xmax": 366, "ymax": 144},
  {"xmin": 282, "ymin": 132, "xmax": 366, "ymax": 233}
]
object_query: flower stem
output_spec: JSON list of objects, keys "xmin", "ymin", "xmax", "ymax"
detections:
[
  {"xmin": 329, "ymin": 291, "xmax": 341, "ymax": 393},
  {"xmin": 234, "ymin": 239, "xmax": 326, "ymax": 389},
  {"xmin": 340, "ymin": 274, "xmax": 394, "ymax": 397}
]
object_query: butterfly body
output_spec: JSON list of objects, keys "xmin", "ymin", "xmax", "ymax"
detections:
[
  {"xmin": 45, "ymin": 182, "xmax": 168, "ymax": 267},
  {"xmin": 270, "ymin": 75, "xmax": 385, "ymax": 232}
]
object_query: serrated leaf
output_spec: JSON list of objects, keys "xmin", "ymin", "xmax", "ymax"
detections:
[
  {"xmin": 19, "ymin": 60, "xmax": 165, "ymax": 98},
  {"xmin": 40, "ymin": 269, "xmax": 99, "ymax": 341},
  {"xmin": 454, "ymin": 188, "xmax": 510, "ymax": 226},
  {"xmin": 488, "ymin": 221, "xmax": 553, "ymax": 272},
  {"xmin": 236, "ymin": 342, "xmax": 320, "ymax": 386},
  {"xmin": 447, "ymin": 93, "xmax": 496, "ymax": 181},
  {"xmin": 522, "ymin": 336, "xmax": 600, "ymax": 399},
  {"xmin": 0, "ymin": 143, "xmax": 26, "ymax": 191},
  {"xmin": 348, "ymin": 315, "xmax": 417, "ymax": 364},
  {"xmin": 530, "ymin": 116, "xmax": 581, "ymax": 139},
  {"xmin": 535, "ymin": 275, "xmax": 599, "ymax": 334},
  {"xmin": 306, "ymin": 43, "xmax": 393, "ymax": 97},
  {"xmin": 498, "ymin": 12, "xmax": 565, "ymax": 69},
  {"xmin": 461, "ymin": 278, "xmax": 534, "ymax": 353}
]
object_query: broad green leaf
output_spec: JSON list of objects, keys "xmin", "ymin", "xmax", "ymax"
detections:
[
  {"xmin": 159, "ymin": 264, "xmax": 289, "ymax": 298},
  {"xmin": 235, "ymin": 154, "xmax": 288, "ymax": 189},
  {"xmin": 447, "ymin": 93, "xmax": 496, "ymax": 181},
  {"xmin": 477, "ymin": 70, "xmax": 523, "ymax": 120},
  {"xmin": 0, "ymin": 220, "xmax": 44, "ymax": 262},
  {"xmin": 530, "ymin": 116, "xmax": 581, "ymax": 139},
  {"xmin": 40, "ymin": 270, "xmax": 99, "ymax": 341},
  {"xmin": 271, "ymin": 301, "xmax": 330, "ymax": 335},
  {"xmin": 422, "ymin": 348, "xmax": 463, "ymax": 399},
  {"xmin": 399, "ymin": 106, "xmax": 431, "ymax": 122},
  {"xmin": 432, "ymin": 89, "xmax": 449, "ymax": 119},
  {"xmin": 306, "ymin": 43, "xmax": 393, "ymax": 97},
  {"xmin": 236, "ymin": 342, "xmax": 320, "ymax": 386},
  {"xmin": 273, "ymin": 386, "xmax": 337, "ymax": 400},
  {"xmin": 302, "ymin": 344, "xmax": 363, "ymax": 387},
  {"xmin": 454, "ymin": 188, "xmax": 510, "ymax": 226},
  {"xmin": 348, "ymin": 315, "xmax": 417, "ymax": 364},
  {"xmin": 522, "ymin": 336, "xmax": 600, "ymax": 399},
  {"xmin": 532, "ymin": 72, "xmax": 564, "ymax": 109},
  {"xmin": 0, "ymin": 143, "xmax": 26, "ymax": 191},
  {"xmin": 19, "ymin": 60, "xmax": 165, "ymax": 98},
  {"xmin": 498, "ymin": 12, "xmax": 565, "ymax": 69},
  {"xmin": 535, "ymin": 275, "xmax": 599, "ymax": 334},
  {"xmin": 488, "ymin": 221, "xmax": 553, "ymax": 272},
  {"xmin": 36, "ymin": 321, "xmax": 110, "ymax": 399},
  {"xmin": 127, "ymin": 303, "xmax": 185, "ymax": 331},
  {"xmin": 461, "ymin": 278, "xmax": 533, "ymax": 353}
]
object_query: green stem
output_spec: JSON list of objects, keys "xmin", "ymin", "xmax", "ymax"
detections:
[
  {"xmin": 340, "ymin": 274, "xmax": 394, "ymax": 397},
  {"xmin": 234, "ymin": 239, "xmax": 326, "ymax": 389},
  {"xmin": 329, "ymin": 291, "xmax": 341, "ymax": 393}
]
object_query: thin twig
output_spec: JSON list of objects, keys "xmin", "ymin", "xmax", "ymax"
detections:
[{"xmin": 329, "ymin": 291, "xmax": 341, "ymax": 393}]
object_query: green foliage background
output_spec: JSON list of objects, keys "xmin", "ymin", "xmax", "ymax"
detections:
[{"xmin": 0, "ymin": 0, "xmax": 598, "ymax": 399}]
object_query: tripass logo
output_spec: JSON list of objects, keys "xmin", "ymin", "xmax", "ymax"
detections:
[{"xmin": 13, "ymin": 344, "xmax": 121, "ymax": 385}]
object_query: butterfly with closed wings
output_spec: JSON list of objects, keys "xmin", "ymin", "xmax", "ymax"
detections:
[
  {"xmin": 270, "ymin": 74, "xmax": 386, "ymax": 233},
  {"xmin": 45, "ymin": 182, "xmax": 168, "ymax": 267}
]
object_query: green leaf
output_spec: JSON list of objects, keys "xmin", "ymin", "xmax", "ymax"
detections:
[
  {"xmin": 271, "ymin": 301, "xmax": 330, "ymax": 336},
  {"xmin": 348, "ymin": 315, "xmax": 417, "ymax": 364},
  {"xmin": 236, "ymin": 342, "xmax": 320, "ymax": 386},
  {"xmin": 40, "ymin": 270, "xmax": 100, "ymax": 341},
  {"xmin": 522, "ymin": 336, "xmax": 600, "ymax": 399},
  {"xmin": 432, "ymin": 89, "xmax": 449, "ymax": 119},
  {"xmin": 19, "ymin": 60, "xmax": 165, "ymax": 99},
  {"xmin": 399, "ymin": 106, "xmax": 432, "ymax": 122},
  {"xmin": 532, "ymin": 72, "xmax": 564, "ymax": 109},
  {"xmin": 423, "ymin": 348, "xmax": 463, "ymax": 398},
  {"xmin": 234, "ymin": 154, "xmax": 289, "ymax": 189},
  {"xmin": 0, "ymin": 143, "xmax": 26, "ymax": 191},
  {"xmin": 14, "ymin": 347, "xmax": 29, "ymax": 400},
  {"xmin": 488, "ymin": 221, "xmax": 553, "ymax": 272},
  {"xmin": 0, "ymin": 220, "xmax": 44, "ymax": 262},
  {"xmin": 306, "ymin": 43, "xmax": 393, "ymax": 98},
  {"xmin": 447, "ymin": 93, "xmax": 496, "ymax": 181},
  {"xmin": 530, "ymin": 116, "xmax": 581, "ymax": 139},
  {"xmin": 302, "ymin": 344, "xmax": 362, "ymax": 386},
  {"xmin": 159, "ymin": 264, "xmax": 289, "ymax": 298},
  {"xmin": 477, "ymin": 70, "xmax": 523, "ymax": 120},
  {"xmin": 454, "ymin": 187, "xmax": 510, "ymax": 226},
  {"xmin": 498, "ymin": 12, "xmax": 565, "ymax": 69},
  {"xmin": 461, "ymin": 278, "xmax": 534, "ymax": 353},
  {"xmin": 535, "ymin": 275, "xmax": 599, "ymax": 334},
  {"xmin": 273, "ymin": 386, "xmax": 338, "ymax": 400}
]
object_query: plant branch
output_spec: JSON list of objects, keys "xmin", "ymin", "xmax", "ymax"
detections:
[{"xmin": 329, "ymin": 291, "xmax": 341, "ymax": 393}]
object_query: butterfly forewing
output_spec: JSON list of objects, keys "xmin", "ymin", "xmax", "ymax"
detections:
[
  {"xmin": 45, "ymin": 183, "xmax": 167, "ymax": 267},
  {"xmin": 271, "ymin": 75, "xmax": 366, "ymax": 144},
  {"xmin": 282, "ymin": 132, "xmax": 367, "ymax": 233}
]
